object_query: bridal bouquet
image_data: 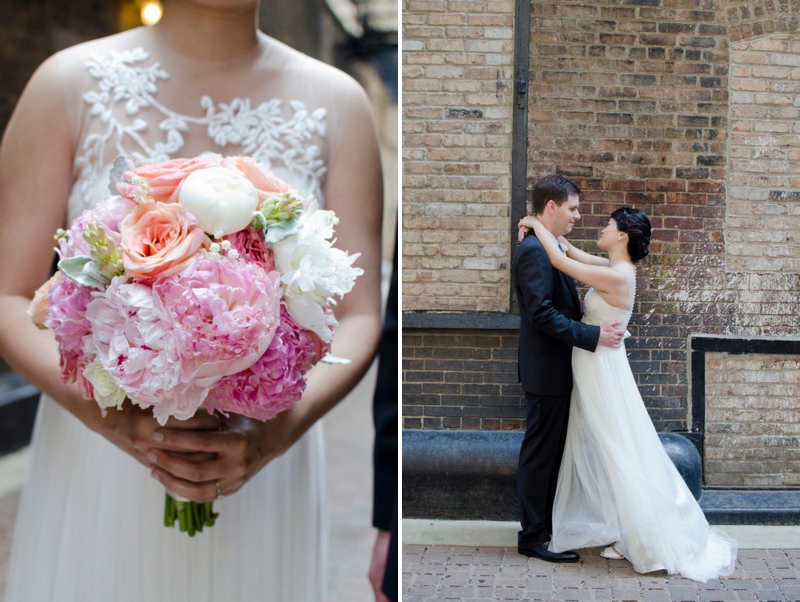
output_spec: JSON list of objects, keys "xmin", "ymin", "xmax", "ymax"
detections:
[{"xmin": 28, "ymin": 154, "xmax": 362, "ymax": 536}]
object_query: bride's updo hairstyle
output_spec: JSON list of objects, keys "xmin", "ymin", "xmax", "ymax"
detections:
[{"xmin": 610, "ymin": 207, "xmax": 651, "ymax": 263}]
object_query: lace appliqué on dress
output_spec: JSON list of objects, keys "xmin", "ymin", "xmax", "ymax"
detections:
[{"xmin": 76, "ymin": 47, "xmax": 327, "ymax": 205}]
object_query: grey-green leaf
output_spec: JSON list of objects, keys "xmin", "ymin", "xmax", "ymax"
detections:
[
  {"xmin": 263, "ymin": 219, "xmax": 302, "ymax": 244},
  {"xmin": 58, "ymin": 256, "xmax": 110, "ymax": 289}
]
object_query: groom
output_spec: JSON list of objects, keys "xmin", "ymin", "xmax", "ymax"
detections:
[{"xmin": 513, "ymin": 175, "xmax": 624, "ymax": 563}]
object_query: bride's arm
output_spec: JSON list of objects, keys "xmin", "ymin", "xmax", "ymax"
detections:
[
  {"xmin": 556, "ymin": 236, "xmax": 609, "ymax": 266},
  {"xmin": 0, "ymin": 57, "xmax": 219, "ymax": 468},
  {"xmin": 148, "ymin": 79, "xmax": 384, "ymax": 502},
  {"xmin": 526, "ymin": 217, "xmax": 626, "ymax": 295},
  {"xmin": 518, "ymin": 216, "xmax": 609, "ymax": 266}
]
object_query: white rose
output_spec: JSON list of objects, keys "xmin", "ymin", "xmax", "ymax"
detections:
[
  {"xmin": 178, "ymin": 166, "xmax": 258, "ymax": 238},
  {"xmin": 83, "ymin": 359, "xmax": 127, "ymax": 410}
]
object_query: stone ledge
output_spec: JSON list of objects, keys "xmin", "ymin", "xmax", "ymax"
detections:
[{"xmin": 402, "ymin": 313, "xmax": 520, "ymax": 330}]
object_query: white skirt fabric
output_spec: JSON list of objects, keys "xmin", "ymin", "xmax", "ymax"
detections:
[
  {"xmin": 549, "ymin": 342, "xmax": 737, "ymax": 582},
  {"xmin": 5, "ymin": 395, "xmax": 326, "ymax": 602}
]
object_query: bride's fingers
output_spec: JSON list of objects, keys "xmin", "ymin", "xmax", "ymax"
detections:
[
  {"xmin": 150, "ymin": 468, "xmax": 220, "ymax": 504},
  {"xmin": 147, "ymin": 449, "xmax": 229, "ymax": 483},
  {"xmin": 151, "ymin": 427, "xmax": 234, "ymax": 453},
  {"xmin": 168, "ymin": 451, "xmax": 218, "ymax": 462}
]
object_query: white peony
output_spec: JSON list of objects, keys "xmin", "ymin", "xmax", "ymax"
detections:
[
  {"xmin": 271, "ymin": 205, "xmax": 363, "ymax": 342},
  {"xmin": 178, "ymin": 166, "xmax": 258, "ymax": 238},
  {"xmin": 82, "ymin": 359, "xmax": 127, "ymax": 410}
]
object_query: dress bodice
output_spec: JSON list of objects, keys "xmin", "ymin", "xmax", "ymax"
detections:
[
  {"xmin": 582, "ymin": 287, "xmax": 633, "ymax": 330},
  {"xmin": 54, "ymin": 29, "xmax": 367, "ymax": 223}
]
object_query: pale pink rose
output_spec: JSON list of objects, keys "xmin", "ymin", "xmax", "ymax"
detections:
[
  {"xmin": 222, "ymin": 156, "xmax": 291, "ymax": 205},
  {"xmin": 28, "ymin": 272, "xmax": 62, "ymax": 330},
  {"xmin": 116, "ymin": 158, "xmax": 212, "ymax": 204},
  {"xmin": 153, "ymin": 253, "xmax": 282, "ymax": 387},
  {"xmin": 223, "ymin": 226, "xmax": 275, "ymax": 270},
  {"xmin": 120, "ymin": 202, "xmax": 209, "ymax": 280}
]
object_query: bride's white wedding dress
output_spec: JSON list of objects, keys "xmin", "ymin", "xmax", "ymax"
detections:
[
  {"xmin": 549, "ymin": 287, "xmax": 737, "ymax": 583},
  {"xmin": 5, "ymin": 27, "xmax": 376, "ymax": 602}
]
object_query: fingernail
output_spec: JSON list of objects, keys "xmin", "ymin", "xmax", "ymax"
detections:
[
  {"xmin": 152, "ymin": 431, "xmax": 164, "ymax": 442},
  {"xmin": 147, "ymin": 451, "xmax": 157, "ymax": 463},
  {"xmin": 151, "ymin": 472, "xmax": 161, "ymax": 483}
]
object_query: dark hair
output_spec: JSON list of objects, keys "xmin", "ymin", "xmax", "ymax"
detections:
[
  {"xmin": 532, "ymin": 175, "xmax": 580, "ymax": 215},
  {"xmin": 611, "ymin": 207, "xmax": 652, "ymax": 263}
]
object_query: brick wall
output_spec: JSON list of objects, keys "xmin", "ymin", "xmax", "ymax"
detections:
[
  {"xmin": 402, "ymin": 330, "xmax": 525, "ymax": 430},
  {"xmin": 705, "ymin": 352, "xmax": 800, "ymax": 486},
  {"xmin": 727, "ymin": 34, "xmax": 800, "ymax": 276},
  {"xmin": 402, "ymin": 0, "xmax": 800, "ymax": 437},
  {"xmin": 402, "ymin": 0, "xmax": 515, "ymax": 311}
]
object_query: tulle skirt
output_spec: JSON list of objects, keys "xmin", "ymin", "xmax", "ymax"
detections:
[
  {"xmin": 4, "ymin": 395, "xmax": 326, "ymax": 602},
  {"xmin": 549, "ymin": 344, "xmax": 737, "ymax": 583}
]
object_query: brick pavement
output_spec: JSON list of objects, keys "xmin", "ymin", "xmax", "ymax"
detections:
[{"xmin": 403, "ymin": 544, "xmax": 800, "ymax": 601}]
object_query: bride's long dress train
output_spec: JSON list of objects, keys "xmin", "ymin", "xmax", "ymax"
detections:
[
  {"xmin": 549, "ymin": 288, "xmax": 737, "ymax": 583},
  {"xmin": 5, "ymin": 26, "xmax": 376, "ymax": 602}
]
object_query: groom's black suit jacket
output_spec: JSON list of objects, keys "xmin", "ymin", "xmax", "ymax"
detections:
[{"xmin": 513, "ymin": 232, "xmax": 600, "ymax": 395}]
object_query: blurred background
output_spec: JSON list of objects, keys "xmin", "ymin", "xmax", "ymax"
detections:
[{"xmin": 0, "ymin": 0, "xmax": 397, "ymax": 599}]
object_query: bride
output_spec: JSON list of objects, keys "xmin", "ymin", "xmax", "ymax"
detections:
[
  {"xmin": 0, "ymin": 1, "xmax": 383, "ymax": 600},
  {"xmin": 518, "ymin": 208, "xmax": 737, "ymax": 583}
]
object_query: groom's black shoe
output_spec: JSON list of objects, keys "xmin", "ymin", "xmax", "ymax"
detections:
[{"xmin": 518, "ymin": 543, "xmax": 580, "ymax": 563}]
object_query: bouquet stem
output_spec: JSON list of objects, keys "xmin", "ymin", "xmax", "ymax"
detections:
[{"xmin": 164, "ymin": 492, "xmax": 218, "ymax": 536}]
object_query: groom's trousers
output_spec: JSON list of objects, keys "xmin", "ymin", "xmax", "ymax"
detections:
[{"xmin": 517, "ymin": 391, "xmax": 571, "ymax": 548}]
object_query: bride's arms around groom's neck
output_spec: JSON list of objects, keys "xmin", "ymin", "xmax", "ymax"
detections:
[
  {"xmin": 557, "ymin": 236, "xmax": 610, "ymax": 267},
  {"xmin": 526, "ymin": 218, "xmax": 627, "ymax": 298}
]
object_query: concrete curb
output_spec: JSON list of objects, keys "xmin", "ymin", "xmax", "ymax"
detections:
[{"xmin": 403, "ymin": 518, "xmax": 800, "ymax": 550}]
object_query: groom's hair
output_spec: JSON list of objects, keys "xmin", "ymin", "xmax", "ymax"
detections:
[{"xmin": 532, "ymin": 175, "xmax": 581, "ymax": 215}]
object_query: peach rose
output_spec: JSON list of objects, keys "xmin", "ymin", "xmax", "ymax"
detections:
[
  {"xmin": 116, "ymin": 158, "xmax": 212, "ymax": 204},
  {"xmin": 120, "ymin": 202, "xmax": 209, "ymax": 279},
  {"xmin": 222, "ymin": 156, "xmax": 291, "ymax": 205},
  {"xmin": 27, "ymin": 271, "xmax": 63, "ymax": 329}
]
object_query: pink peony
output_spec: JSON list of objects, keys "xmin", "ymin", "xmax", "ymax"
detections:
[
  {"xmin": 84, "ymin": 277, "xmax": 209, "ymax": 424},
  {"xmin": 116, "ymin": 157, "xmax": 212, "ymax": 204},
  {"xmin": 153, "ymin": 253, "xmax": 282, "ymax": 387},
  {"xmin": 94, "ymin": 195, "xmax": 137, "ymax": 244},
  {"xmin": 44, "ymin": 274, "xmax": 94, "ymax": 383},
  {"xmin": 58, "ymin": 210, "xmax": 93, "ymax": 259},
  {"xmin": 223, "ymin": 226, "xmax": 275, "ymax": 270},
  {"xmin": 120, "ymin": 202, "xmax": 209, "ymax": 280},
  {"xmin": 57, "ymin": 196, "xmax": 137, "ymax": 259},
  {"xmin": 203, "ymin": 306, "xmax": 317, "ymax": 421}
]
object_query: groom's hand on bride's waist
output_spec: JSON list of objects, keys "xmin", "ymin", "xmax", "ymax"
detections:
[{"xmin": 598, "ymin": 321, "xmax": 624, "ymax": 349}]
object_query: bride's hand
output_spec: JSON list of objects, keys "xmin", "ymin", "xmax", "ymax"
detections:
[
  {"xmin": 517, "ymin": 215, "xmax": 539, "ymax": 242},
  {"xmin": 88, "ymin": 402, "xmax": 221, "ymax": 469},
  {"xmin": 145, "ymin": 410, "xmax": 298, "ymax": 503}
]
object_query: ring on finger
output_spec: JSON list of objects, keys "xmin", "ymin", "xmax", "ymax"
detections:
[{"xmin": 215, "ymin": 480, "xmax": 224, "ymax": 500}]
